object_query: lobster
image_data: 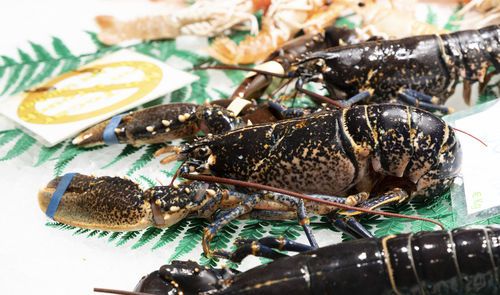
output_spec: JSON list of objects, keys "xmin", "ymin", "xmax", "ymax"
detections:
[
  {"xmin": 212, "ymin": 25, "xmax": 500, "ymax": 112},
  {"xmin": 39, "ymin": 103, "xmax": 462, "ymax": 258},
  {"xmin": 96, "ymin": 226, "xmax": 500, "ymax": 295}
]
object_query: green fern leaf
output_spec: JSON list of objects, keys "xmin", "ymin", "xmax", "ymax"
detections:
[
  {"xmin": 268, "ymin": 221, "xmax": 301, "ymax": 241},
  {"xmin": 425, "ymin": 5, "xmax": 438, "ymax": 27},
  {"xmin": 137, "ymin": 175, "xmax": 158, "ymax": 188},
  {"xmin": 73, "ymin": 228, "xmax": 91, "ymax": 236},
  {"xmin": 187, "ymin": 71, "xmax": 210, "ymax": 105},
  {"xmin": 54, "ymin": 144, "xmax": 104, "ymax": 177},
  {"xmin": 98, "ymin": 231, "xmax": 110, "ymax": 239},
  {"xmin": 0, "ymin": 133, "xmax": 36, "ymax": 161},
  {"xmin": 17, "ymin": 49, "xmax": 34, "ymax": 63},
  {"xmin": 52, "ymin": 37, "xmax": 73, "ymax": 57},
  {"xmin": 102, "ymin": 144, "xmax": 143, "ymax": 169},
  {"xmin": 152, "ymin": 219, "xmax": 189, "ymax": 250},
  {"xmin": 125, "ymin": 143, "xmax": 164, "ymax": 176},
  {"xmin": 169, "ymin": 86, "xmax": 188, "ymax": 103},
  {"xmin": 374, "ymin": 217, "xmax": 408, "ymax": 236},
  {"xmin": 11, "ymin": 63, "xmax": 39, "ymax": 94},
  {"xmin": 239, "ymin": 220, "xmax": 269, "ymax": 240},
  {"xmin": 169, "ymin": 219, "xmax": 209, "ymax": 261},
  {"xmin": 58, "ymin": 57, "xmax": 80, "ymax": 75},
  {"xmin": 131, "ymin": 227, "xmax": 163, "ymax": 249},
  {"xmin": 1, "ymin": 55, "xmax": 17, "ymax": 66},
  {"xmin": 0, "ymin": 129, "xmax": 22, "ymax": 148},
  {"xmin": 35, "ymin": 142, "xmax": 64, "ymax": 167},
  {"xmin": 116, "ymin": 230, "xmax": 140, "ymax": 246},
  {"xmin": 199, "ymin": 220, "xmax": 239, "ymax": 267},
  {"xmin": 85, "ymin": 31, "xmax": 108, "ymax": 49},
  {"xmin": 30, "ymin": 41, "xmax": 53, "ymax": 60},
  {"xmin": 27, "ymin": 60, "xmax": 60, "ymax": 90},
  {"xmin": 334, "ymin": 15, "xmax": 357, "ymax": 29},
  {"xmin": 1, "ymin": 63, "xmax": 23, "ymax": 95},
  {"xmin": 87, "ymin": 230, "xmax": 100, "ymax": 238},
  {"xmin": 157, "ymin": 39, "xmax": 177, "ymax": 61},
  {"xmin": 444, "ymin": 4, "xmax": 463, "ymax": 31},
  {"xmin": 108, "ymin": 232, "xmax": 123, "ymax": 242}
]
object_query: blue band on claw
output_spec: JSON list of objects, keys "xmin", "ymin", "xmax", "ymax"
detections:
[
  {"xmin": 46, "ymin": 173, "xmax": 78, "ymax": 219},
  {"xmin": 103, "ymin": 114, "xmax": 124, "ymax": 145}
]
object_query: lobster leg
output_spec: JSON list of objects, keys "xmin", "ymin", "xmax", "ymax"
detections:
[
  {"xmin": 216, "ymin": 236, "xmax": 316, "ymax": 263},
  {"xmin": 330, "ymin": 215, "xmax": 374, "ymax": 239},
  {"xmin": 398, "ymin": 88, "xmax": 452, "ymax": 113}
]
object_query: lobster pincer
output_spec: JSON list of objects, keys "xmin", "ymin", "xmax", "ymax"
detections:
[{"xmin": 72, "ymin": 103, "xmax": 240, "ymax": 147}]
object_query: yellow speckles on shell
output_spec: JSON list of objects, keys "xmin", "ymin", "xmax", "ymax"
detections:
[
  {"xmin": 170, "ymin": 206, "xmax": 180, "ymax": 212},
  {"xmin": 155, "ymin": 200, "xmax": 162, "ymax": 206},
  {"xmin": 184, "ymin": 188, "xmax": 191, "ymax": 194},
  {"xmin": 206, "ymin": 189, "xmax": 216, "ymax": 197}
]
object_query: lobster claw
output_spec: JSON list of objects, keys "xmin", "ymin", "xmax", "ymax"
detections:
[
  {"xmin": 135, "ymin": 261, "xmax": 239, "ymax": 295},
  {"xmin": 38, "ymin": 174, "xmax": 216, "ymax": 231},
  {"xmin": 72, "ymin": 103, "xmax": 240, "ymax": 147}
]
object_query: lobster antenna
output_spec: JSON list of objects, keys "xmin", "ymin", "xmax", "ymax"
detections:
[
  {"xmin": 193, "ymin": 65, "xmax": 290, "ymax": 79},
  {"xmin": 452, "ymin": 127, "xmax": 487, "ymax": 147},
  {"xmin": 182, "ymin": 173, "xmax": 445, "ymax": 229},
  {"xmin": 94, "ymin": 287, "xmax": 153, "ymax": 295},
  {"xmin": 169, "ymin": 160, "xmax": 187, "ymax": 186},
  {"xmin": 295, "ymin": 83, "xmax": 346, "ymax": 109}
]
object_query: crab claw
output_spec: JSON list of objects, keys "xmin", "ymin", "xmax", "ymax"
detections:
[{"xmin": 38, "ymin": 174, "xmax": 217, "ymax": 231}]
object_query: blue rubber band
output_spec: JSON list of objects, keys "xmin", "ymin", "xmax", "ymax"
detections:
[
  {"xmin": 45, "ymin": 173, "xmax": 78, "ymax": 219},
  {"xmin": 103, "ymin": 114, "xmax": 124, "ymax": 145}
]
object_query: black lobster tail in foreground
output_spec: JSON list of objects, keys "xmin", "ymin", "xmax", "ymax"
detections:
[{"xmin": 137, "ymin": 226, "xmax": 499, "ymax": 295}]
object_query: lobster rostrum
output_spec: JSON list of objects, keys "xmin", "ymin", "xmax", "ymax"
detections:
[
  {"xmin": 289, "ymin": 24, "xmax": 500, "ymax": 110},
  {"xmin": 99, "ymin": 226, "xmax": 500, "ymax": 295}
]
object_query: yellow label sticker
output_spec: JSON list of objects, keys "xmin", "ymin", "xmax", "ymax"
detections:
[{"xmin": 18, "ymin": 61, "xmax": 162, "ymax": 124}]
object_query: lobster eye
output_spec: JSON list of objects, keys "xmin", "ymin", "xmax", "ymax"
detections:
[{"xmin": 195, "ymin": 146, "xmax": 211, "ymax": 158}]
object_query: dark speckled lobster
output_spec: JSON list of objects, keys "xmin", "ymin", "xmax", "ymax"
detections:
[
  {"xmin": 94, "ymin": 226, "xmax": 500, "ymax": 295},
  {"xmin": 39, "ymin": 103, "xmax": 462, "ymax": 259}
]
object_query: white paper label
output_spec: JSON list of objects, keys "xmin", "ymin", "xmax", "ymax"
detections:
[
  {"xmin": 454, "ymin": 100, "xmax": 500, "ymax": 214},
  {"xmin": 0, "ymin": 50, "xmax": 198, "ymax": 146}
]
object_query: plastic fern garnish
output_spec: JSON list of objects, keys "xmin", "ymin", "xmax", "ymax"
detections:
[
  {"xmin": 125, "ymin": 143, "xmax": 164, "ymax": 176},
  {"xmin": 35, "ymin": 142, "xmax": 64, "ymax": 167},
  {"xmin": 169, "ymin": 219, "xmax": 209, "ymax": 261},
  {"xmin": 444, "ymin": 3, "xmax": 463, "ymax": 31},
  {"xmin": 152, "ymin": 219, "xmax": 189, "ymax": 250},
  {"xmin": 73, "ymin": 228, "xmax": 91, "ymax": 236},
  {"xmin": 101, "ymin": 144, "xmax": 143, "ymax": 169},
  {"xmin": 268, "ymin": 220, "xmax": 302, "ymax": 241},
  {"xmin": 425, "ymin": 5, "xmax": 438, "ymax": 27},
  {"xmin": 54, "ymin": 143, "xmax": 104, "ymax": 177},
  {"xmin": 0, "ymin": 129, "xmax": 23, "ymax": 149},
  {"xmin": 115, "ymin": 231, "xmax": 140, "ymax": 246},
  {"xmin": 199, "ymin": 220, "xmax": 240, "ymax": 267},
  {"xmin": 87, "ymin": 230, "xmax": 100, "ymax": 238},
  {"xmin": 131, "ymin": 227, "xmax": 164, "ymax": 250},
  {"xmin": 0, "ymin": 133, "xmax": 36, "ymax": 161}
]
